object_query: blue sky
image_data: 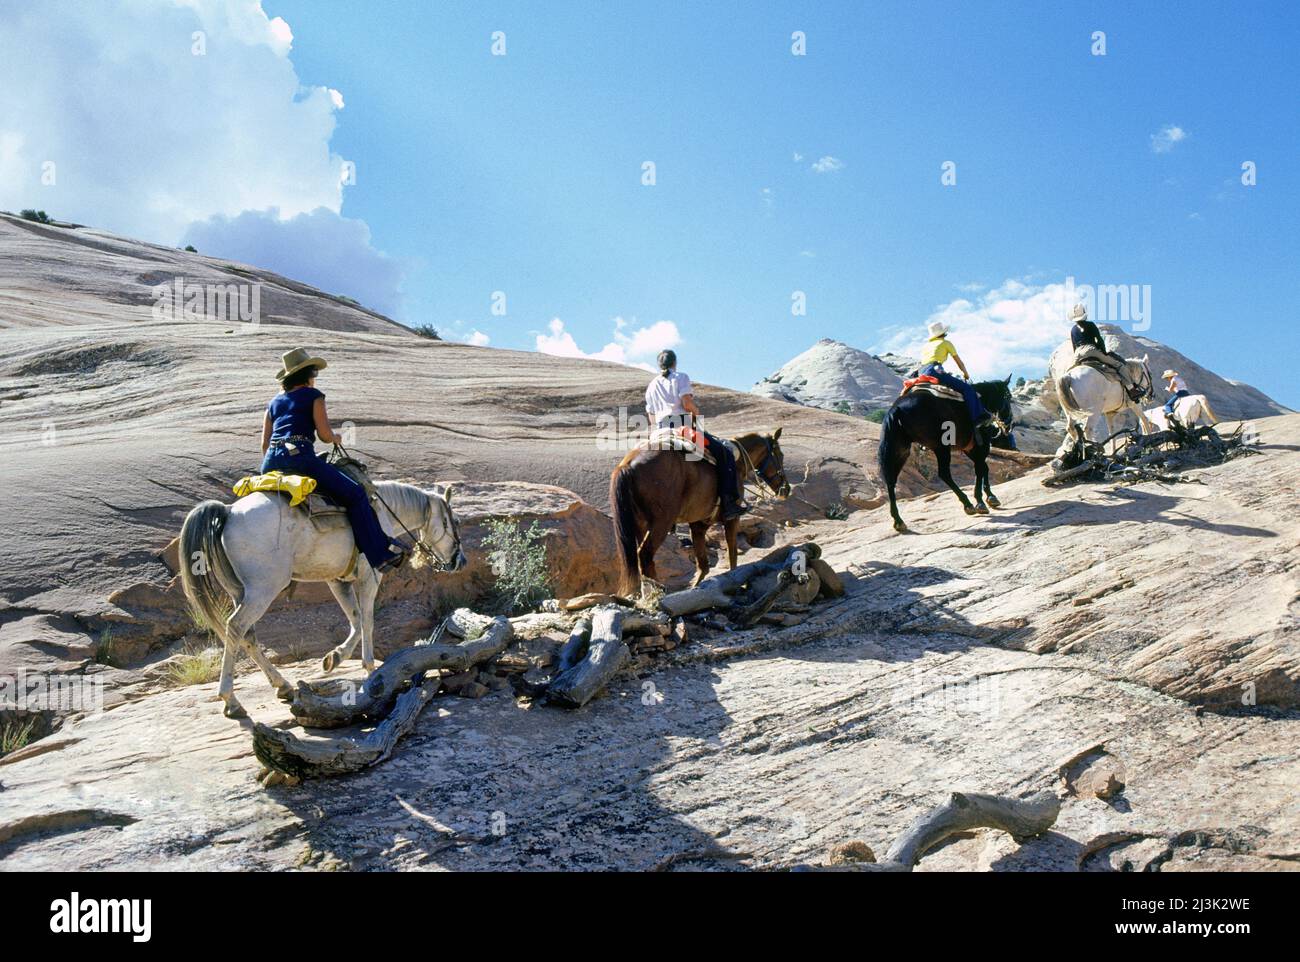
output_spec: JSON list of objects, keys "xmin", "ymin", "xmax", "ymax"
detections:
[{"xmin": 3, "ymin": 1, "xmax": 1296, "ymax": 405}]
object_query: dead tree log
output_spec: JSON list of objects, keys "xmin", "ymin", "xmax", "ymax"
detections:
[
  {"xmin": 253, "ymin": 677, "xmax": 440, "ymax": 780},
  {"xmin": 291, "ymin": 615, "xmax": 513, "ymax": 728},
  {"xmin": 546, "ymin": 607, "xmax": 628, "ymax": 709},
  {"xmin": 793, "ymin": 791, "xmax": 1060, "ymax": 872},
  {"xmin": 659, "ymin": 542, "xmax": 822, "ymax": 616},
  {"xmin": 554, "ymin": 616, "xmax": 592, "ymax": 675}
]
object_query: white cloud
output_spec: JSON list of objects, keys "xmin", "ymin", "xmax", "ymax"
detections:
[
  {"xmin": 874, "ymin": 277, "xmax": 1085, "ymax": 378},
  {"xmin": 792, "ymin": 152, "xmax": 804, "ymax": 162},
  {"xmin": 181, "ymin": 207, "xmax": 405, "ymax": 316},
  {"xmin": 799, "ymin": 249, "xmax": 816, "ymax": 258},
  {"xmin": 760, "ymin": 186, "xmax": 774, "ymax": 211},
  {"xmin": 536, "ymin": 317, "xmax": 681, "ymax": 372},
  {"xmin": 465, "ymin": 330, "xmax": 490, "ymax": 346},
  {"xmin": 811, "ymin": 155, "xmax": 845, "ymax": 174},
  {"xmin": 0, "ymin": 0, "xmax": 349, "ymax": 243},
  {"xmin": 1150, "ymin": 125, "xmax": 1187, "ymax": 154}
]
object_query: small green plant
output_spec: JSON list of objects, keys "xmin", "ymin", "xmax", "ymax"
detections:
[
  {"xmin": 164, "ymin": 645, "xmax": 224, "ymax": 688},
  {"xmin": 482, "ymin": 518, "xmax": 551, "ymax": 613},
  {"xmin": 336, "ymin": 294, "xmax": 359, "ymax": 305},
  {"xmin": 184, "ymin": 244, "xmax": 198, "ymax": 253},
  {"xmin": 832, "ymin": 400, "xmax": 852, "ymax": 415},
  {"xmin": 824, "ymin": 501, "xmax": 849, "ymax": 521},
  {"xmin": 0, "ymin": 716, "xmax": 40, "ymax": 757},
  {"xmin": 19, "ymin": 208, "xmax": 52, "ymax": 224},
  {"xmin": 95, "ymin": 627, "xmax": 118, "ymax": 667},
  {"xmin": 863, "ymin": 407, "xmax": 888, "ymax": 423},
  {"xmin": 412, "ymin": 323, "xmax": 441, "ymax": 340}
]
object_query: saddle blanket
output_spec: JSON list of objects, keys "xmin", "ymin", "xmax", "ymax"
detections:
[
  {"xmin": 900, "ymin": 375, "xmax": 964, "ymax": 403},
  {"xmin": 643, "ymin": 427, "xmax": 738, "ymax": 467}
]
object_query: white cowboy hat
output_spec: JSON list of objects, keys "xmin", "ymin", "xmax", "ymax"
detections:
[
  {"xmin": 275, "ymin": 347, "xmax": 328, "ymax": 381},
  {"xmin": 1162, "ymin": 369, "xmax": 1180, "ymax": 379},
  {"xmin": 1069, "ymin": 303, "xmax": 1088, "ymax": 322},
  {"xmin": 927, "ymin": 320, "xmax": 949, "ymax": 338}
]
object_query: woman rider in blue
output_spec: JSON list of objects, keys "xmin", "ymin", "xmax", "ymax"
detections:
[{"xmin": 260, "ymin": 348, "xmax": 408, "ymax": 573}]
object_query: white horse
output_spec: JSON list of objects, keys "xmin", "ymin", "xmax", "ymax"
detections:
[
  {"xmin": 1049, "ymin": 343, "xmax": 1155, "ymax": 458},
  {"xmin": 1144, "ymin": 393, "xmax": 1220, "ymax": 431},
  {"xmin": 180, "ymin": 481, "xmax": 466, "ymax": 719}
]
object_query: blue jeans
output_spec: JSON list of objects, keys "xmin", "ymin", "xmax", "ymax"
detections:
[
  {"xmin": 1164, "ymin": 389, "xmax": 1190, "ymax": 415},
  {"xmin": 260, "ymin": 444, "xmax": 397, "ymax": 569},
  {"xmin": 919, "ymin": 364, "xmax": 987, "ymax": 423}
]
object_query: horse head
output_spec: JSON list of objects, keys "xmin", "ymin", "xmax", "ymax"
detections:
[
  {"xmin": 1127, "ymin": 353, "xmax": 1154, "ymax": 402},
  {"xmin": 422, "ymin": 484, "xmax": 467, "ymax": 571},
  {"xmin": 742, "ymin": 427, "xmax": 791, "ymax": 498}
]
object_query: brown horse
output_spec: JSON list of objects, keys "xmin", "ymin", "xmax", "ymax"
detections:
[{"xmin": 610, "ymin": 429, "xmax": 791, "ymax": 594}]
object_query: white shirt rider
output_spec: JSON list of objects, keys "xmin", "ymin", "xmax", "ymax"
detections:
[{"xmin": 645, "ymin": 370, "xmax": 697, "ymax": 427}]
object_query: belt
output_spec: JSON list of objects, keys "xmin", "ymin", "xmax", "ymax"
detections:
[{"xmin": 269, "ymin": 435, "xmax": 315, "ymax": 452}]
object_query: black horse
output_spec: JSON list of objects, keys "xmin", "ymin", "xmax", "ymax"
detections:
[{"xmin": 878, "ymin": 376, "xmax": 1015, "ymax": 532}]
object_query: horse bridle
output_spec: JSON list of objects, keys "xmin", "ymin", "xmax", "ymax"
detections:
[{"xmin": 737, "ymin": 435, "xmax": 787, "ymax": 496}]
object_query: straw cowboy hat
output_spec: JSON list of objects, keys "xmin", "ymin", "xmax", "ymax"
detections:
[
  {"xmin": 927, "ymin": 320, "xmax": 950, "ymax": 338},
  {"xmin": 275, "ymin": 348, "xmax": 328, "ymax": 381},
  {"xmin": 1162, "ymin": 369, "xmax": 1180, "ymax": 379},
  {"xmin": 1069, "ymin": 303, "xmax": 1088, "ymax": 322}
]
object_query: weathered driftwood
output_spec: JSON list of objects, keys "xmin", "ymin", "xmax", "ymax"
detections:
[
  {"xmin": 622, "ymin": 611, "xmax": 671, "ymax": 636},
  {"xmin": 443, "ymin": 607, "xmax": 496, "ymax": 639},
  {"xmin": 291, "ymin": 615, "xmax": 513, "ymax": 728},
  {"xmin": 546, "ymin": 607, "xmax": 629, "ymax": 709},
  {"xmin": 558, "ymin": 592, "xmax": 634, "ymax": 612},
  {"xmin": 554, "ymin": 616, "xmax": 592, "ymax": 675},
  {"xmin": 734, "ymin": 570, "xmax": 795, "ymax": 628},
  {"xmin": 659, "ymin": 542, "xmax": 822, "ymax": 616},
  {"xmin": 794, "ymin": 791, "xmax": 1061, "ymax": 872},
  {"xmin": 253, "ymin": 677, "xmax": 440, "ymax": 779}
]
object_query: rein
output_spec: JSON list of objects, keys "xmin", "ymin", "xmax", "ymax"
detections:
[
  {"xmin": 734, "ymin": 434, "xmax": 783, "ymax": 504},
  {"xmin": 333, "ymin": 443, "xmax": 451, "ymax": 570}
]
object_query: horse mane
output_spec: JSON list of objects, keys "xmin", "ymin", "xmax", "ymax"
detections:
[{"xmin": 374, "ymin": 480, "xmax": 433, "ymax": 520}]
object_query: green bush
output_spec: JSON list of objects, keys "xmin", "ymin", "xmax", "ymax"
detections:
[
  {"xmin": 482, "ymin": 518, "xmax": 550, "ymax": 613},
  {"xmin": 19, "ymin": 209, "xmax": 52, "ymax": 224},
  {"xmin": 184, "ymin": 244, "xmax": 198, "ymax": 253},
  {"xmin": 832, "ymin": 400, "xmax": 852, "ymax": 415},
  {"xmin": 863, "ymin": 408, "xmax": 888, "ymax": 423},
  {"xmin": 412, "ymin": 324, "xmax": 441, "ymax": 340},
  {"xmin": 0, "ymin": 716, "xmax": 40, "ymax": 757}
]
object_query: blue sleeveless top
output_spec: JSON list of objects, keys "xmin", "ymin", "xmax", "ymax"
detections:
[{"xmin": 267, "ymin": 387, "xmax": 323, "ymax": 444}]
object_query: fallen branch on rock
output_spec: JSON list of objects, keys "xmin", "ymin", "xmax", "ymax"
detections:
[
  {"xmin": 290, "ymin": 612, "xmax": 512, "ymax": 728},
  {"xmin": 659, "ymin": 542, "xmax": 823, "ymax": 617},
  {"xmin": 793, "ymin": 791, "xmax": 1061, "ymax": 872},
  {"xmin": 1046, "ymin": 423, "xmax": 1259, "ymax": 488},
  {"xmin": 546, "ymin": 606, "xmax": 629, "ymax": 709},
  {"xmin": 253, "ymin": 677, "xmax": 440, "ymax": 780}
]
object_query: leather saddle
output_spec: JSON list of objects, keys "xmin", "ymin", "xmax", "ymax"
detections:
[
  {"xmin": 645, "ymin": 427, "xmax": 737, "ymax": 467},
  {"xmin": 900, "ymin": 374, "xmax": 964, "ymax": 403}
]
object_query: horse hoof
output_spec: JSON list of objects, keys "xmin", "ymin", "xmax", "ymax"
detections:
[
  {"xmin": 223, "ymin": 699, "xmax": 247, "ymax": 720},
  {"xmin": 362, "ymin": 661, "xmax": 376, "ymax": 673},
  {"xmin": 275, "ymin": 684, "xmax": 295, "ymax": 703},
  {"xmin": 964, "ymin": 504, "xmax": 978, "ymax": 516},
  {"xmin": 975, "ymin": 503, "xmax": 990, "ymax": 515},
  {"xmin": 322, "ymin": 652, "xmax": 338, "ymax": 673},
  {"xmin": 893, "ymin": 520, "xmax": 908, "ymax": 533},
  {"xmin": 987, "ymin": 495, "xmax": 1001, "ymax": 508}
]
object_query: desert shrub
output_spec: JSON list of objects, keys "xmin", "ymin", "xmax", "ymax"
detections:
[
  {"xmin": 19, "ymin": 209, "xmax": 52, "ymax": 224},
  {"xmin": 184, "ymin": 244, "xmax": 198, "ymax": 252},
  {"xmin": 833, "ymin": 400, "xmax": 852, "ymax": 415},
  {"xmin": 412, "ymin": 324, "xmax": 441, "ymax": 340},
  {"xmin": 95, "ymin": 627, "xmax": 119, "ymax": 667},
  {"xmin": 336, "ymin": 294, "xmax": 359, "ymax": 305},
  {"xmin": 824, "ymin": 501, "xmax": 849, "ymax": 521},
  {"xmin": 0, "ymin": 716, "xmax": 40, "ymax": 757},
  {"xmin": 863, "ymin": 407, "xmax": 888, "ymax": 423},
  {"xmin": 164, "ymin": 645, "xmax": 224, "ymax": 688},
  {"xmin": 482, "ymin": 518, "xmax": 550, "ymax": 613}
]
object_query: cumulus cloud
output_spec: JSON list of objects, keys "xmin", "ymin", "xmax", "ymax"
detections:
[
  {"xmin": 182, "ymin": 208, "xmax": 405, "ymax": 316},
  {"xmin": 811, "ymin": 155, "xmax": 845, "ymax": 174},
  {"xmin": 1150, "ymin": 125, "xmax": 1187, "ymax": 153},
  {"xmin": 0, "ymin": 1, "xmax": 352, "ymax": 243},
  {"xmin": 874, "ymin": 278, "xmax": 1086, "ymax": 378},
  {"xmin": 535, "ymin": 317, "xmax": 681, "ymax": 372},
  {"xmin": 465, "ymin": 330, "xmax": 490, "ymax": 346}
]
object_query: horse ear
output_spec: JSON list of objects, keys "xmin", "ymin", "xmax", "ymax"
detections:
[
  {"xmin": 772, "ymin": 426, "xmax": 782, "ymax": 440},
  {"xmin": 443, "ymin": 484, "xmax": 454, "ymax": 505},
  {"xmin": 1005, "ymin": 374, "xmax": 1012, "ymax": 385}
]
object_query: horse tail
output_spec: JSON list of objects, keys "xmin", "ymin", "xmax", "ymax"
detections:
[
  {"xmin": 179, "ymin": 499, "xmax": 240, "ymax": 641},
  {"xmin": 609, "ymin": 464, "xmax": 642, "ymax": 597},
  {"xmin": 1201, "ymin": 396, "xmax": 1220, "ymax": 425},
  {"xmin": 877, "ymin": 403, "xmax": 908, "ymax": 482},
  {"xmin": 1057, "ymin": 375, "xmax": 1078, "ymax": 413}
]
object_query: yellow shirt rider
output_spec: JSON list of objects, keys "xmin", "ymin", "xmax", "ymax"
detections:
[{"xmin": 917, "ymin": 321, "xmax": 992, "ymax": 429}]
